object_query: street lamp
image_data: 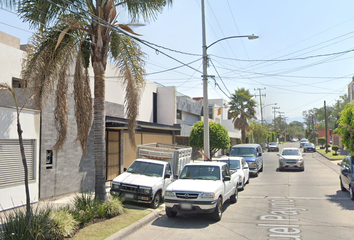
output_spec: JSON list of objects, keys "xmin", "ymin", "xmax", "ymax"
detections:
[
  {"xmin": 261, "ymin": 103, "xmax": 277, "ymax": 124},
  {"xmin": 201, "ymin": 0, "xmax": 258, "ymax": 159}
]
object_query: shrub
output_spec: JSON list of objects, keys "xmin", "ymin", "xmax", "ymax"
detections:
[
  {"xmin": 45, "ymin": 209, "xmax": 78, "ymax": 239},
  {"xmin": 332, "ymin": 145, "xmax": 339, "ymax": 155},
  {"xmin": 318, "ymin": 137, "xmax": 326, "ymax": 147},
  {"xmin": 71, "ymin": 192, "xmax": 98, "ymax": 225},
  {"xmin": 103, "ymin": 198, "xmax": 124, "ymax": 218},
  {"xmin": 0, "ymin": 206, "xmax": 50, "ymax": 240}
]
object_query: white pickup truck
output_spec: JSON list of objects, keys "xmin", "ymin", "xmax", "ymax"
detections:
[
  {"xmin": 110, "ymin": 143, "xmax": 192, "ymax": 209},
  {"xmin": 164, "ymin": 162, "xmax": 239, "ymax": 221}
]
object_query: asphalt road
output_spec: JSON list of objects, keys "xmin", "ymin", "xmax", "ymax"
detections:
[{"xmin": 125, "ymin": 142, "xmax": 354, "ymax": 240}]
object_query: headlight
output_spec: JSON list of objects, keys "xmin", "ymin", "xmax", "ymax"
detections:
[
  {"xmin": 111, "ymin": 182, "xmax": 121, "ymax": 189},
  {"xmin": 138, "ymin": 187, "xmax": 152, "ymax": 195},
  {"xmin": 165, "ymin": 191, "xmax": 175, "ymax": 197},
  {"xmin": 200, "ymin": 192, "xmax": 215, "ymax": 198},
  {"xmin": 297, "ymin": 158, "xmax": 303, "ymax": 162},
  {"xmin": 279, "ymin": 158, "xmax": 285, "ymax": 163}
]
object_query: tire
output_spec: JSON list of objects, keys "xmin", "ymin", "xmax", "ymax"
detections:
[
  {"xmin": 150, "ymin": 191, "xmax": 161, "ymax": 209},
  {"xmin": 279, "ymin": 166, "xmax": 283, "ymax": 171},
  {"xmin": 259, "ymin": 165, "xmax": 263, "ymax": 172},
  {"xmin": 239, "ymin": 179, "xmax": 245, "ymax": 191},
  {"xmin": 301, "ymin": 167, "xmax": 305, "ymax": 172},
  {"xmin": 230, "ymin": 188, "xmax": 238, "ymax": 203},
  {"xmin": 350, "ymin": 186, "xmax": 354, "ymax": 201},
  {"xmin": 253, "ymin": 171, "xmax": 259, "ymax": 177},
  {"xmin": 340, "ymin": 178, "xmax": 346, "ymax": 192},
  {"xmin": 211, "ymin": 197, "xmax": 223, "ymax": 221},
  {"xmin": 246, "ymin": 173, "xmax": 250, "ymax": 184},
  {"xmin": 165, "ymin": 208, "xmax": 177, "ymax": 218}
]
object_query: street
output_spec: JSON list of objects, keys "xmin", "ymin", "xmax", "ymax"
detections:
[{"xmin": 125, "ymin": 142, "xmax": 354, "ymax": 240}]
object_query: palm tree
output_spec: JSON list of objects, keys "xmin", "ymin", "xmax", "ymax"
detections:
[
  {"xmin": 228, "ymin": 88, "xmax": 257, "ymax": 143},
  {"xmin": 2, "ymin": 0, "xmax": 173, "ymax": 200}
]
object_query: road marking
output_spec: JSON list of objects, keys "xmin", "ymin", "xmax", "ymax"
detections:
[{"xmin": 258, "ymin": 199, "xmax": 306, "ymax": 240}]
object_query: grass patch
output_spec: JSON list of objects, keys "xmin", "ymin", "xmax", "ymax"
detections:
[
  {"xmin": 317, "ymin": 148, "xmax": 343, "ymax": 160},
  {"xmin": 70, "ymin": 208, "xmax": 152, "ymax": 240}
]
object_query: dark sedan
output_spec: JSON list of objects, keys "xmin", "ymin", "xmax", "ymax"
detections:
[
  {"xmin": 303, "ymin": 143, "xmax": 316, "ymax": 152},
  {"xmin": 338, "ymin": 156, "xmax": 354, "ymax": 200}
]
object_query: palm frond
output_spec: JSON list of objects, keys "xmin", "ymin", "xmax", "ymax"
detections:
[
  {"xmin": 110, "ymin": 32, "xmax": 146, "ymax": 148},
  {"xmin": 121, "ymin": 0, "xmax": 173, "ymax": 23},
  {"xmin": 73, "ymin": 48, "xmax": 92, "ymax": 155}
]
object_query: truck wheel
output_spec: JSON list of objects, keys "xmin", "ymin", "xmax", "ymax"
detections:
[
  {"xmin": 150, "ymin": 192, "xmax": 161, "ymax": 209},
  {"xmin": 239, "ymin": 179, "xmax": 245, "ymax": 191},
  {"xmin": 260, "ymin": 165, "xmax": 263, "ymax": 172},
  {"xmin": 230, "ymin": 188, "xmax": 238, "ymax": 203},
  {"xmin": 211, "ymin": 197, "xmax": 223, "ymax": 221},
  {"xmin": 340, "ymin": 177, "xmax": 346, "ymax": 192},
  {"xmin": 350, "ymin": 186, "xmax": 354, "ymax": 201},
  {"xmin": 165, "ymin": 208, "xmax": 177, "ymax": 218}
]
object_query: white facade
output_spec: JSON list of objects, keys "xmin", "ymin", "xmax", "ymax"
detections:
[
  {"xmin": 209, "ymin": 98, "xmax": 241, "ymax": 139},
  {"xmin": 157, "ymin": 86, "xmax": 176, "ymax": 125},
  {"xmin": 0, "ymin": 32, "xmax": 41, "ymax": 210},
  {"xmin": 0, "ymin": 106, "xmax": 40, "ymax": 210}
]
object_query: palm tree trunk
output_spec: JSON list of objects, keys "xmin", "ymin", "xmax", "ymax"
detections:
[
  {"xmin": 241, "ymin": 129, "xmax": 246, "ymax": 143},
  {"xmin": 93, "ymin": 67, "xmax": 107, "ymax": 201}
]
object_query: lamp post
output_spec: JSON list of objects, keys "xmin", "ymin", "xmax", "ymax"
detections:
[
  {"xmin": 261, "ymin": 103, "xmax": 277, "ymax": 124},
  {"xmin": 201, "ymin": 0, "xmax": 258, "ymax": 159}
]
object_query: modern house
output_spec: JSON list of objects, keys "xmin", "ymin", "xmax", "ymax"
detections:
[{"xmin": 0, "ymin": 31, "xmax": 241, "ymax": 211}]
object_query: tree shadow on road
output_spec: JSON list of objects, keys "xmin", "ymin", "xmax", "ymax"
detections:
[{"xmin": 326, "ymin": 190, "xmax": 354, "ymax": 211}]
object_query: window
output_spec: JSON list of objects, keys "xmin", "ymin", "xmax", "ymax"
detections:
[
  {"xmin": 12, "ymin": 77, "xmax": 27, "ymax": 88},
  {"xmin": 176, "ymin": 109, "xmax": 182, "ymax": 120},
  {"xmin": 0, "ymin": 139, "xmax": 35, "ymax": 186}
]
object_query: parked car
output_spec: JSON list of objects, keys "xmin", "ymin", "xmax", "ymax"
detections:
[
  {"xmin": 229, "ymin": 144, "xmax": 263, "ymax": 176},
  {"xmin": 299, "ymin": 138, "xmax": 309, "ymax": 148},
  {"xmin": 268, "ymin": 142, "xmax": 279, "ymax": 152},
  {"xmin": 164, "ymin": 162, "xmax": 239, "ymax": 221},
  {"xmin": 218, "ymin": 157, "xmax": 250, "ymax": 190},
  {"xmin": 278, "ymin": 148, "xmax": 304, "ymax": 171},
  {"xmin": 338, "ymin": 156, "xmax": 354, "ymax": 200},
  {"xmin": 303, "ymin": 143, "xmax": 316, "ymax": 152}
]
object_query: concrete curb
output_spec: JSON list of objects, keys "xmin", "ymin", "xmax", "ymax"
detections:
[{"xmin": 105, "ymin": 208, "xmax": 162, "ymax": 240}]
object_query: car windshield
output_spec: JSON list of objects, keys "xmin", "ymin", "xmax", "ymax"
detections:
[
  {"xmin": 219, "ymin": 160, "xmax": 241, "ymax": 170},
  {"xmin": 304, "ymin": 143, "xmax": 313, "ymax": 147},
  {"xmin": 282, "ymin": 149, "xmax": 300, "ymax": 156},
  {"xmin": 269, "ymin": 142, "xmax": 277, "ymax": 146},
  {"xmin": 300, "ymin": 139, "xmax": 308, "ymax": 143},
  {"xmin": 126, "ymin": 161, "xmax": 163, "ymax": 177},
  {"xmin": 230, "ymin": 147, "xmax": 257, "ymax": 157},
  {"xmin": 179, "ymin": 165, "xmax": 220, "ymax": 180}
]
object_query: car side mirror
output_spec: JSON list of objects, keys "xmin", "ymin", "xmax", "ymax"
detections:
[
  {"xmin": 244, "ymin": 166, "xmax": 249, "ymax": 169},
  {"xmin": 223, "ymin": 176, "xmax": 231, "ymax": 181},
  {"xmin": 124, "ymin": 168, "xmax": 127, "ymax": 172},
  {"xmin": 258, "ymin": 152, "xmax": 262, "ymax": 156},
  {"xmin": 337, "ymin": 162, "xmax": 341, "ymax": 166},
  {"xmin": 277, "ymin": 153, "xmax": 281, "ymax": 157},
  {"xmin": 164, "ymin": 173, "xmax": 171, "ymax": 179}
]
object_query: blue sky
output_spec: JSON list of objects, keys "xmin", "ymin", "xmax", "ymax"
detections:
[{"xmin": 1, "ymin": 0, "xmax": 354, "ymax": 123}]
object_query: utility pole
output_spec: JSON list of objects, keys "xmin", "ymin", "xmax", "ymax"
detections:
[
  {"xmin": 201, "ymin": 0, "xmax": 210, "ymax": 160},
  {"xmin": 324, "ymin": 101, "xmax": 328, "ymax": 153},
  {"xmin": 272, "ymin": 106, "xmax": 280, "ymax": 131},
  {"xmin": 254, "ymin": 87, "xmax": 266, "ymax": 125},
  {"xmin": 278, "ymin": 111, "xmax": 285, "ymax": 142}
]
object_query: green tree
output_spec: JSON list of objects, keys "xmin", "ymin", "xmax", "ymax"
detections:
[
  {"xmin": 2, "ymin": 0, "xmax": 173, "ymax": 201},
  {"xmin": 336, "ymin": 103, "xmax": 354, "ymax": 154},
  {"xmin": 228, "ymin": 88, "xmax": 257, "ymax": 143},
  {"xmin": 249, "ymin": 121, "xmax": 267, "ymax": 145},
  {"xmin": 189, "ymin": 121, "xmax": 230, "ymax": 158},
  {"xmin": 288, "ymin": 121, "xmax": 304, "ymax": 140}
]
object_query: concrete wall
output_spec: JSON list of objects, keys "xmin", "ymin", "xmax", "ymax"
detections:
[{"xmin": 0, "ymin": 106, "xmax": 40, "ymax": 210}]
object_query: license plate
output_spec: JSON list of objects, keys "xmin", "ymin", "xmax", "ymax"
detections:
[
  {"xmin": 124, "ymin": 193, "xmax": 134, "ymax": 199},
  {"xmin": 180, "ymin": 203, "xmax": 192, "ymax": 210}
]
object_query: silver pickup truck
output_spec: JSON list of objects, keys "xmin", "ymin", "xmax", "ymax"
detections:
[{"xmin": 164, "ymin": 162, "xmax": 239, "ymax": 221}]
